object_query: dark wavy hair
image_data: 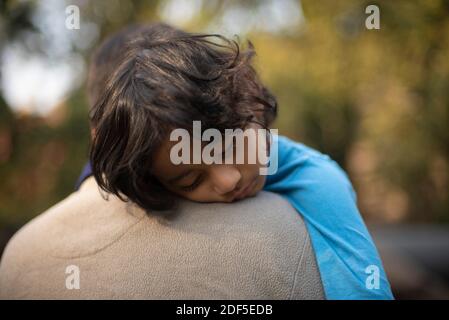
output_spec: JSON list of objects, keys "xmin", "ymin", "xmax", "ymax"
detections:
[{"xmin": 88, "ymin": 22, "xmax": 278, "ymax": 213}]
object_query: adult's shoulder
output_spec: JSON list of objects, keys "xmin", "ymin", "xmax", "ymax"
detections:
[{"xmin": 0, "ymin": 178, "xmax": 324, "ymax": 299}]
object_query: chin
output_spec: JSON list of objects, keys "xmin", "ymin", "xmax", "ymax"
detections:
[{"xmin": 248, "ymin": 187, "xmax": 262, "ymax": 199}]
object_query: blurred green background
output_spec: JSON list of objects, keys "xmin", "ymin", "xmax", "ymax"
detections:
[{"xmin": 0, "ymin": 0, "xmax": 448, "ymax": 298}]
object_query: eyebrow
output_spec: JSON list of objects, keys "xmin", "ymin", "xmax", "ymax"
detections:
[{"xmin": 167, "ymin": 169, "xmax": 193, "ymax": 184}]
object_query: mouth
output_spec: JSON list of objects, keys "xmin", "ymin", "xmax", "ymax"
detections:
[{"xmin": 232, "ymin": 177, "xmax": 258, "ymax": 201}]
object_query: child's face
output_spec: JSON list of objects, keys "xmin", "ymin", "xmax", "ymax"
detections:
[{"xmin": 151, "ymin": 124, "xmax": 267, "ymax": 203}]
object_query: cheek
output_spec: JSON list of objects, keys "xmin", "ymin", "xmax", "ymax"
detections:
[{"xmin": 241, "ymin": 162, "xmax": 263, "ymax": 179}]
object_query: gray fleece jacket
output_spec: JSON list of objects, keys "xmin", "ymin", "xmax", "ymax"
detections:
[{"xmin": 0, "ymin": 177, "xmax": 324, "ymax": 299}]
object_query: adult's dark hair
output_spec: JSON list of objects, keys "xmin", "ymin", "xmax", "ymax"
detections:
[
  {"xmin": 89, "ymin": 22, "xmax": 278, "ymax": 213},
  {"xmin": 86, "ymin": 24, "xmax": 144, "ymax": 109}
]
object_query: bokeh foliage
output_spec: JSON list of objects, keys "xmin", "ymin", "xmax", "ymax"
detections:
[{"xmin": 0, "ymin": 0, "xmax": 448, "ymax": 236}]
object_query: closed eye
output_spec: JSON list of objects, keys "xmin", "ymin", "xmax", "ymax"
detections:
[{"xmin": 179, "ymin": 175, "xmax": 203, "ymax": 192}]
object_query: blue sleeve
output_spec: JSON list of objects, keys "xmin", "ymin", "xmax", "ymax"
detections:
[{"xmin": 263, "ymin": 135, "xmax": 393, "ymax": 300}]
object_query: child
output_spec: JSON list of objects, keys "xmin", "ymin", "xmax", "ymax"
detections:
[{"xmin": 79, "ymin": 22, "xmax": 393, "ymax": 299}]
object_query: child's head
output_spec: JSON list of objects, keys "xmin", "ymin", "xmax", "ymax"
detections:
[{"xmin": 88, "ymin": 22, "xmax": 277, "ymax": 212}]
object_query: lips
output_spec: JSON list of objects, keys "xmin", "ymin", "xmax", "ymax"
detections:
[{"xmin": 233, "ymin": 177, "xmax": 258, "ymax": 201}]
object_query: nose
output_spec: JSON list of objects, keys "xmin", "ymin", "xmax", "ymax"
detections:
[{"xmin": 210, "ymin": 165, "xmax": 242, "ymax": 195}]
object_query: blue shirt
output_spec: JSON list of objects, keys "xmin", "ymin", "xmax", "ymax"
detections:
[{"xmin": 263, "ymin": 134, "xmax": 393, "ymax": 299}]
